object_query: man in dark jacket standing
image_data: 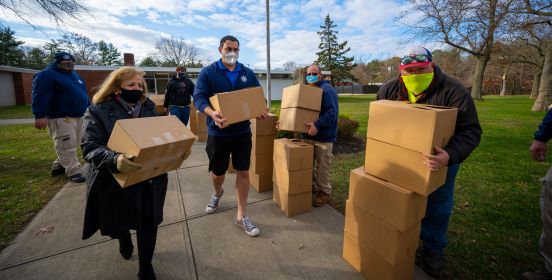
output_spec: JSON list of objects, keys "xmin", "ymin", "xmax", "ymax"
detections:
[
  {"xmin": 194, "ymin": 35, "xmax": 267, "ymax": 237},
  {"xmin": 523, "ymin": 109, "xmax": 552, "ymax": 280},
  {"xmin": 377, "ymin": 46, "xmax": 482, "ymax": 277},
  {"xmin": 302, "ymin": 64, "xmax": 338, "ymax": 207},
  {"xmin": 163, "ymin": 66, "xmax": 195, "ymax": 125},
  {"xmin": 32, "ymin": 52, "xmax": 89, "ymax": 183}
]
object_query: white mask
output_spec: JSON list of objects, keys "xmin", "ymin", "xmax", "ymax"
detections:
[{"xmin": 223, "ymin": 52, "xmax": 238, "ymax": 65}]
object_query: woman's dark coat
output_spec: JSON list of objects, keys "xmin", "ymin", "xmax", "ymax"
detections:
[{"xmin": 81, "ymin": 98, "xmax": 168, "ymax": 239}]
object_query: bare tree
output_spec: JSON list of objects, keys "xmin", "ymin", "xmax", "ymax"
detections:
[
  {"xmin": 282, "ymin": 61, "xmax": 298, "ymax": 71},
  {"xmin": 155, "ymin": 37, "xmax": 200, "ymax": 66},
  {"xmin": 0, "ymin": 0, "xmax": 88, "ymax": 28},
  {"xmin": 58, "ymin": 32, "xmax": 98, "ymax": 65},
  {"xmin": 522, "ymin": 0, "xmax": 552, "ymax": 111},
  {"xmin": 400, "ymin": 0, "xmax": 517, "ymax": 100}
]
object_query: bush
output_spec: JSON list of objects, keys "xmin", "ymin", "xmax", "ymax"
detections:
[{"xmin": 337, "ymin": 114, "xmax": 359, "ymax": 141}]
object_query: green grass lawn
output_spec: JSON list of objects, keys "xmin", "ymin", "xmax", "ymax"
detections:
[
  {"xmin": 0, "ymin": 125, "xmax": 66, "ymax": 250},
  {"xmin": 0, "ymin": 105, "xmax": 33, "ymax": 119},
  {"xmin": 330, "ymin": 94, "xmax": 549, "ymax": 279},
  {"xmin": 0, "ymin": 95, "xmax": 548, "ymax": 279}
]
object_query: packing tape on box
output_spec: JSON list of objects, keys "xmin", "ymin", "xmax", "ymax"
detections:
[
  {"xmin": 152, "ymin": 137, "xmax": 164, "ymax": 145},
  {"xmin": 163, "ymin": 132, "xmax": 176, "ymax": 142}
]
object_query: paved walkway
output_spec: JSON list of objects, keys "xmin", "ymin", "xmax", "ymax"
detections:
[
  {"xmin": 0, "ymin": 118, "xmax": 34, "ymax": 125},
  {"xmin": 0, "ymin": 141, "xmax": 433, "ymax": 280}
]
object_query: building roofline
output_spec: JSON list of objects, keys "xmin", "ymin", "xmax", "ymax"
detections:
[{"xmin": 0, "ymin": 65, "xmax": 39, "ymax": 74}]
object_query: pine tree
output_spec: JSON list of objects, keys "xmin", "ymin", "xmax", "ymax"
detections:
[
  {"xmin": 98, "ymin": 40, "xmax": 121, "ymax": 66},
  {"xmin": 0, "ymin": 26, "xmax": 24, "ymax": 66},
  {"xmin": 315, "ymin": 14, "xmax": 354, "ymax": 86}
]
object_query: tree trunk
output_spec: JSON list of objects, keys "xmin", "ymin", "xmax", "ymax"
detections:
[
  {"xmin": 532, "ymin": 45, "xmax": 552, "ymax": 111},
  {"xmin": 500, "ymin": 73, "xmax": 507, "ymax": 96},
  {"xmin": 530, "ymin": 71, "xmax": 541, "ymax": 99},
  {"xmin": 471, "ymin": 55, "xmax": 488, "ymax": 100}
]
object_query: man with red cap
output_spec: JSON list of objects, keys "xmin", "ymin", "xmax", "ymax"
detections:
[{"xmin": 377, "ymin": 46, "xmax": 482, "ymax": 277}]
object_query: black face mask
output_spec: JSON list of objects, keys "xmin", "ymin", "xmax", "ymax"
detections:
[
  {"xmin": 177, "ymin": 72, "xmax": 185, "ymax": 78},
  {"xmin": 119, "ymin": 88, "xmax": 142, "ymax": 104}
]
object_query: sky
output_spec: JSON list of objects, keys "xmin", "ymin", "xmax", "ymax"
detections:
[{"xmin": 0, "ymin": 0, "xmax": 436, "ymax": 70}]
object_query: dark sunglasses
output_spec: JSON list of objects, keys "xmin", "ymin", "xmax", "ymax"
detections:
[
  {"xmin": 400, "ymin": 54, "xmax": 429, "ymax": 65},
  {"xmin": 306, "ymin": 73, "xmax": 319, "ymax": 76}
]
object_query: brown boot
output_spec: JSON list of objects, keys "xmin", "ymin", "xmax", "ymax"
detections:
[{"xmin": 313, "ymin": 191, "xmax": 330, "ymax": 207}]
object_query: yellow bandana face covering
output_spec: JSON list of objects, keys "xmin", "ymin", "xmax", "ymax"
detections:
[{"xmin": 402, "ymin": 72, "xmax": 434, "ymax": 94}]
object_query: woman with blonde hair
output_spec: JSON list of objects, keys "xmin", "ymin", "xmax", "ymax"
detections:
[{"xmin": 81, "ymin": 66, "xmax": 172, "ymax": 280}]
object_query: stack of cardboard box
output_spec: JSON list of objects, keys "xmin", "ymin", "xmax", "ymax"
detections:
[
  {"xmin": 148, "ymin": 94, "xmax": 166, "ymax": 116},
  {"xmin": 343, "ymin": 100, "xmax": 458, "ymax": 280},
  {"xmin": 249, "ymin": 114, "xmax": 278, "ymax": 192},
  {"xmin": 189, "ymin": 102, "xmax": 197, "ymax": 134},
  {"xmin": 196, "ymin": 110, "xmax": 208, "ymax": 142},
  {"xmin": 278, "ymin": 84, "xmax": 322, "ymax": 133},
  {"xmin": 272, "ymin": 138, "xmax": 314, "ymax": 217}
]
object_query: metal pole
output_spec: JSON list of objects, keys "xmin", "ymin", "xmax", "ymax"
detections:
[{"xmin": 266, "ymin": 0, "xmax": 272, "ymax": 109}]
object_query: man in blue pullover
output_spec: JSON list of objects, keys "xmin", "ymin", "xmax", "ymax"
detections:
[
  {"xmin": 32, "ymin": 52, "xmax": 89, "ymax": 183},
  {"xmin": 303, "ymin": 64, "xmax": 339, "ymax": 207},
  {"xmin": 193, "ymin": 35, "xmax": 267, "ymax": 237},
  {"xmin": 524, "ymin": 109, "xmax": 552, "ymax": 280}
]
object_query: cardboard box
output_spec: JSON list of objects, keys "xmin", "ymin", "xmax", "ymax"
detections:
[
  {"xmin": 197, "ymin": 131, "xmax": 208, "ymax": 142},
  {"xmin": 148, "ymin": 94, "xmax": 166, "ymax": 115},
  {"xmin": 107, "ymin": 116, "xmax": 195, "ymax": 188},
  {"xmin": 273, "ymin": 166, "xmax": 312, "ymax": 195},
  {"xmin": 252, "ymin": 135, "xmax": 276, "ymax": 155},
  {"xmin": 344, "ymin": 200, "xmax": 420, "ymax": 265},
  {"xmin": 281, "ymin": 83, "xmax": 323, "ymax": 111},
  {"xmin": 273, "ymin": 139, "xmax": 314, "ymax": 171},
  {"xmin": 349, "ymin": 167, "xmax": 427, "ymax": 231},
  {"xmin": 367, "ymin": 100, "xmax": 458, "ymax": 154},
  {"xmin": 250, "ymin": 172, "xmax": 273, "ymax": 192},
  {"xmin": 209, "ymin": 87, "xmax": 266, "ymax": 125},
  {"xmin": 250, "ymin": 153, "xmax": 273, "ymax": 174},
  {"xmin": 343, "ymin": 231, "xmax": 415, "ymax": 280},
  {"xmin": 364, "ymin": 138, "xmax": 447, "ymax": 195},
  {"xmin": 278, "ymin": 107, "xmax": 320, "ymax": 133},
  {"xmin": 196, "ymin": 110, "xmax": 207, "ymax": 133},
  {"xmin": 189, "ymin": 104, "xmax": 197, "ymax": 134},
  {"xmin": 273, "ymin": 183, "xmax": 312, "ymax": 217},
  {"xmin": 251, "ymin": 114, "xmax": 278, "ymax": 136}
]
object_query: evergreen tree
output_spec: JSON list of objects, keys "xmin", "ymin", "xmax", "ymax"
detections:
[
  {"xmin": 43, "ymin": 39, "xmax": 60, "ymax": 62},
  {"xmin": 0, "ymin": 26, "xmax": 24, "ymax": 66},
  {"xmin": 98, "ymin": 40, "xmax": 121, "ymax": 66},
  {"xmin": 138, "ymin": 56, "xmax": 159, "ymax": 67},
  {"xmin": 315, "ymin": 14, "xmax": 354, "ymax": 86}
]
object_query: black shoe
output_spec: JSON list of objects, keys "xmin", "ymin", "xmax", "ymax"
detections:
[
  {"xmin": 416, "ymin": 247, "xmax": 445, "ymax": 278},
  {"xmin": 137, "ymin": 263, "xmax": 156, "ymax": 280},
  {"xmin": 118, "ymin": 234, "xmax": 134, "ymax": 260},
  {"xmin": 69, "ymin": 173, "xmax": 86, "ymax": 183},
  {"xmin": 51, "ymin": 165, "xmax": 65, "ymax": 177}
]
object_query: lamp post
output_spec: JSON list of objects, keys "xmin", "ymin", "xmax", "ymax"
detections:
[{"xmin": 266, "ymin": 0, "xmax": 272, "ymax": 109}]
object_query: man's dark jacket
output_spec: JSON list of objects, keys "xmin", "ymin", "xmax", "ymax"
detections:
[
  {"xmin": 163, "ymin": 75, "xmax": 195, "ymax": 108},
  {"xmin": 377, "ymin": 65, "xmax": 482, "ymax": 165},
  {"xmin": 81, "ymin": 98, "xmax": 167, "ymax": 239},
  {"xmin": 31, "ymin": 63, "xmax": 90, "ymax": 119}
]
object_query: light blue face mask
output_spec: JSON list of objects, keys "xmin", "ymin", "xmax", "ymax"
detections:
[{"xmin": 306, "ymin": 75, "xmax": 319, "ymax": 84}]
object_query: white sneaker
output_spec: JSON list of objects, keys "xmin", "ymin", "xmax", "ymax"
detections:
[
  {"xmin": 205, "ymin": 189, "xmax": 223, "ymax": 214},
  {"xmin": 234, "ymin": 215, "xmax": 260, "ymax": 237}
]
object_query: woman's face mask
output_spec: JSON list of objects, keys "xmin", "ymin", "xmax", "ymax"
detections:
[{"xmin": 119, "ymin": 88, "xmax": 142, "ymax": 104}]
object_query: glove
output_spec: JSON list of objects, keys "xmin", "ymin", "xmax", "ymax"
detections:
[
  {"xmin": 116, "ymin": 154, "xmax": 142, "ymax": 173},
  {"xmin": 182, "ymin": 149, "xmax": 191, "ymax": 161}
]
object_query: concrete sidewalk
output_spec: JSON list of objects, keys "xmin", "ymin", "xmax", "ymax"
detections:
[
  {"xmin": 0, "ymin": 141, "xmax": 433, "ymax": 280},
  {"xmin": 0, "ymin": 118, "xmax": 34, "ymax": 125}
]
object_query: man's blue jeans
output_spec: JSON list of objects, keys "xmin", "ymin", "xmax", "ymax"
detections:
[
  {"xmin": 421, "ymin": 164, "xmax": 461, "ymax": 254},
  {"xmin": 169, "ymin": 105, "xmax": 190, "ymax": 126}
]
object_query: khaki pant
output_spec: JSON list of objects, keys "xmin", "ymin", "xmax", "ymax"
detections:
[
  {"xmin": 304, "ymin": 139, "xmax": 333, "ymax": 195},
  {"xmin": 48, "ymin": 117, "xmax": 83, "ymax": 177}
]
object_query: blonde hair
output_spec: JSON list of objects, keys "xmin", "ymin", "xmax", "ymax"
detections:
[{"xmin": 92, "ymin": 66, "xmax": 147, "ymax": 104}]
